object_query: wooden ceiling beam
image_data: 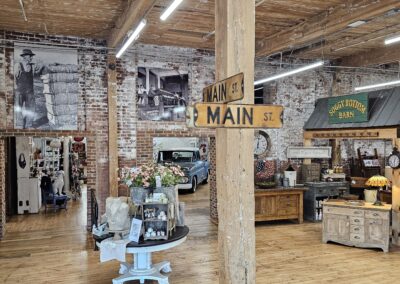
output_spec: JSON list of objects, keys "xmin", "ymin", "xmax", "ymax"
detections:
[
  {"xmin": 108, "ymin": 0, "xmax": 157, "ymax": 48},
  {"xmin": 255, "ymin": 0, "xmax": 400, "ymax": 57},
  {"xmin": 340, "ymin": 43, "xmax": 400, "ymax": 67}
]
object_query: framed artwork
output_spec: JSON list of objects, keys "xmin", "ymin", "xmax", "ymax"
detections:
[
  {"xmin": 137, "ymin": 66, "xmax": 189, "ymax": 121},
  {"xmin": 14, "ymin": 43, "xmax": 78, "ymax": 130}
]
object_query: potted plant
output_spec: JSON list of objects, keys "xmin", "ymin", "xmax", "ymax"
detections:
[
  {"xmin": 365, "ymin": 175, "xmax": 389, "ymax": 205},
  {"xmin": 119, "ymin": 163, "xmax": 185, "ymax": 204}
]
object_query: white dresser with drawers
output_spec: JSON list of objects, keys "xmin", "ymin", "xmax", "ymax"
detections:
[{"xmin": 322, "ymin": 201, "xmax": 391, "ymax": 252}]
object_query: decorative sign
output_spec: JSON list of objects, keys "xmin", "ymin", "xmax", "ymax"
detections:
[
  {"xmin": 193, "ymin": 103, "xmax": 283, "ymax": 128},
  {"xmin": 312, "ymin": 131, "xmax": 379, "ymax": 139},
  {"xmin": 202, "ymin": 73, "xmax": 244, "ymax": 103},
  {"xmin": 287, "ymin": 147, "xmax": 332, "ymax": 159},
  {"xmin": 328, "ymin": 93, "xmax": 368, "ymax": 124},
  {"xmin": 129, "ymin": 218, "xmax": 143, "ymax": 243}
]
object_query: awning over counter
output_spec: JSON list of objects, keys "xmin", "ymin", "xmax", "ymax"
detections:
[{"xmin": 304, "ymin": 87, "xmax": 400, "ymax": 130}]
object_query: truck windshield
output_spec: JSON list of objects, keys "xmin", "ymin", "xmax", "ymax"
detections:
[{"xmin": 159, "ymin": 151, "xmax": 194, "ymax": 163}]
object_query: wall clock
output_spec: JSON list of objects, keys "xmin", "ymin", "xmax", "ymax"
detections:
[
  {"xmin": 253, "ymin": 130, "xmax": 271, "ymax": 158},
  {"xmin": 388, "ymin": 147, "xmax": 400, "ymax": 169}
]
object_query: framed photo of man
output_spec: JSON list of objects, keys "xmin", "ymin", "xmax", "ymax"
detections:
[{"xmin": 14, "ymin": 43, "xmax": 79, "ymax": 130}]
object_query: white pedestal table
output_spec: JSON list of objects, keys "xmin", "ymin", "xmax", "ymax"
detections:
[{"xmin": 112, "ymin": 226, "xmax": 189, "ymax": 284}]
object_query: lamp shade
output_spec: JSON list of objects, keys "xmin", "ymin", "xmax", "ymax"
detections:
[{"xmin": 365, "ymin": 175, "xmax": 389, "ymax": 187}]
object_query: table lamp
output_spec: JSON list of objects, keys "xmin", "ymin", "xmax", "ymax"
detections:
[{"xmin": 365, "ymin": 175, "xmax": 389, "ymax": 206}]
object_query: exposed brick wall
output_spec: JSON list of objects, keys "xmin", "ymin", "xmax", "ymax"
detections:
[
  {"xmin": 115, "ymin": 44, "xmax": 216, "ymax": 168},
  {"xmin": 0, "ymin": 30, "xmax": 108, "ymax": 236},
  {"xmin": 254, "ymin": 58, "xmax": 398, "ymax": 162}
]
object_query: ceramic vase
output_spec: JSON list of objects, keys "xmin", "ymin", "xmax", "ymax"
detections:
[{"xmin": 364, "ymin": 189, "xmax": 377, "ymax": 203}]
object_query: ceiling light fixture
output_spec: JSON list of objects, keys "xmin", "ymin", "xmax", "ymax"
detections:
[
  {"xmin": 254, "ymin": 61, "xmax": 324, "ymax": 85},
  {"xmin": 160, "ymin": 0, "xmax": 183, "ymax": 21},
  {"xmin": 116, "ymin": 19, "xmax": 147, "ymax": 58},
  {"xmin": 354, "ymin": 80, "xmax": 400, "ymax": 91},
  {"xmin": 384, "ymin": 35, "xmax": 400, "ymax": 45}
]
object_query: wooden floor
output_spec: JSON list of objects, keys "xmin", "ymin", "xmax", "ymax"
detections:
[{"xmin": 1, "ymin": 186, "xmax": 400, "ymax": 283}]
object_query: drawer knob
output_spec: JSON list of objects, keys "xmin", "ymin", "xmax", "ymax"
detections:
[
  {"xmin": 354, "ymin": 236, "xmax": 360, "ymax": 239},
  {"xmin": 354, "ymin": 219, "xmax": 360, "ymax": 222},
  {"xmin": 373, "ymin": 213, "xmax": 379, "ymax": 217},
  {"xmin": 354, "ymin": 227, "xmax": 360, "ymax": 231}
]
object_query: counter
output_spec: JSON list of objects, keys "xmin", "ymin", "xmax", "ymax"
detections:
[{"xmin": 255, "ymin": 187, "xmax": 307, "ymax": 223}]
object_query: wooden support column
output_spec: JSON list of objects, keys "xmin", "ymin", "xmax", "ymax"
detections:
[
  {"xmin": 108, "ymin": 54, "xmax": 118, "ymax": 197},
  {"xmin": 215, "ymin": 0, "xmax": 255, "ymax": 283},
  {"xmin": 392, "ymin": 138, "xmax": 400, "ymax": 245},
  {"xmin": 331, "ymin": 139, "xmax": 341, "ymax": 168},
  {"xmin": 303, "ymin": 138, "xmax": 312, "ymax": 165}
]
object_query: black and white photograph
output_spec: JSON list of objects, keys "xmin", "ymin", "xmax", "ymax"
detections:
[
  {"xmin": 14, "ymin": 44, "xmax": 79, "ymax": 130},
  {"xmin": 137, "ymin": 66, "xmax": 189, "ymax": 121}
]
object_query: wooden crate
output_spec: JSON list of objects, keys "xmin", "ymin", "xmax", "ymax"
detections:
[{"xmin": 350, "ymin": 176, "xmax": 368, "ymax": 188}]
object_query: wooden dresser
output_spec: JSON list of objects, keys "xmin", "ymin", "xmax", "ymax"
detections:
[
  {"xmin": 322, "ymin": 201, "xmax": 391, "ymax": 252},
  {"xmin": 255, "ymin": 187, "xmax": 306, "ymax": 223}
]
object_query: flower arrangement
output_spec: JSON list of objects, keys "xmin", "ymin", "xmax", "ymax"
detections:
[{"xmin": 119, "ymin": 163, "xmax": 185, "ymax": 188}]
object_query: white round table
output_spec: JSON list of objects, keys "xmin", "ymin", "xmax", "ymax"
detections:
[{"xmin": 112, "ymin": 226, "xmax": 189, "ymax": 284}]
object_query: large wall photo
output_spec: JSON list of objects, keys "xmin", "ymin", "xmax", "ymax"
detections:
[
  {"xmin": 137, "ymin": 66, "xmax": 189, "ymax": 121},
  {"xmin": 14, "ymin": 44, "xmax": 78, "ymax": 130}
]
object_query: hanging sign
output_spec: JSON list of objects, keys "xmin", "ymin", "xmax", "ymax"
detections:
[
  {"xmin": 193, "ymin": 103, "xmax": 283, "ymax": 128},
  {"xmin": 287, "ymin": 147, "xmax": 332, "ymax": 159},
  {"xmin": 328, "ymin": 93, "xmax": 369, "ymax": 124},
  {"xmin": 203, "ymin": 73, "xmax": 244, "ymax": 103}
]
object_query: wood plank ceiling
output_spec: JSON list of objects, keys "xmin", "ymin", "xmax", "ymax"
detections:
[{"xmin": 0, "ymin": 0, "xmax": 400, "ymax": 66}]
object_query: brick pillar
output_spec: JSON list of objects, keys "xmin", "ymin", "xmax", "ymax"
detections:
[
  {"xmin": 0, "ymin": 138, "xmax": 5, "ymax": 239},
  {"xmin": 209, "ymin": 136, "xmax": 218, "ymax": 223},
  {"xmin": 86, "ymin": 137, "xmax": 96, "ymax": 230}
]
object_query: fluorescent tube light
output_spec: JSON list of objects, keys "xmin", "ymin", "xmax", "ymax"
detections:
[
  {"xmin": 384, "ymin": 35, "xmax": 400, "ymax": 45},
  {"xmin": 116, "ymin": 19, "xmax": 147, "ymax": 58},
  {"xmin": 348, "ymin": 20, "xmax": 366, "ymax": 28},
  {"xmin": 160, "ymin": 0, "xmax": 183, "ymax": 21},
  {"xmin": 354, "ymin": 80, "xmax": 400, "ymax": 91},
  {"xmin": 254, "ymin": 61, "xmax": 324, "ymax": 85}
]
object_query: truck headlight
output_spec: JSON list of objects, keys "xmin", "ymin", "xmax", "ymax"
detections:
[{"xmin": 180, "ymin": 177, "xmax": 189, "ymax": 183}]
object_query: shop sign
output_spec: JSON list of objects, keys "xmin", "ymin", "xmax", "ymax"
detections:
[
  {"xmin": 203, "ymin": 73, "xmax": 244, "ymax": 103},
  {"xmin": 193, "ymin": 103, "xmax": 283, "ymax": 128},
  {"xmin": 287, "ymin": 147, "xmax": 332, "ymax": 159},
  {"xmin": 328, "ymin": 93, "xmax": 368, "ymax": 124}
]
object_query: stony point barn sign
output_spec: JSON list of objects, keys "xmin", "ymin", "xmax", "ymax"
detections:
[
  {"xmin": 193, "ymin": 103, "xmax": 283, "ymax": 128},
  {"xmin": 328, "ymin": 93, "xmax": 369, "ymax": 124}
]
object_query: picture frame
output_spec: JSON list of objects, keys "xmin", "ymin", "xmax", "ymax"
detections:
[{"xmin": 129, "ymin": 218, "xmax": 143, "ymax": 243}]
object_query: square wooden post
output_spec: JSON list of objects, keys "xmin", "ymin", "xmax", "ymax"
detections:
[
  {"xmin": 108, "ymin": 54, "xmax": 118, "ymax": 197},
  {"xmin": 392, "ymin": 138, "xmax": 400, "ymax": 245},
  {"xmin": 215, "ymin": 0, "xmax": 256, "ymax": 283}
]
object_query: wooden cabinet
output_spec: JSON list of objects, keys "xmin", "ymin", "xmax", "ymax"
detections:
[
  {"xmin": 322, "ymin": 201, "xmax": 391, "ymax": 252},
  {"xmin": 255, "ymin": 188, "xmax": 305, "ymax": 223}
]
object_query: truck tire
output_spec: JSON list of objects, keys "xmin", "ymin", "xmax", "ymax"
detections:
[
  {"xmin": 191, "ymin": 176, "xmax": 197, "ymax": 193},
  {"xmin": 202, "ymin": 171, "xmax": 209, "ymax": 184}
]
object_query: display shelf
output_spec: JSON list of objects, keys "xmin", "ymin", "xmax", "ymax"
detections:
[{"xmin": 141, "ymin": 202, "xmax": 175, "ymax": 241}]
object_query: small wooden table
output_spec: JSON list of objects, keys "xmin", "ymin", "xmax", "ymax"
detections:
[
  {"xmin": 255, "ymin": 187, "xmax": 306, "ymax": 223},
  {"xmin": 112, "ymin": 226, "xmax": 189, "ymax": 284}
]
